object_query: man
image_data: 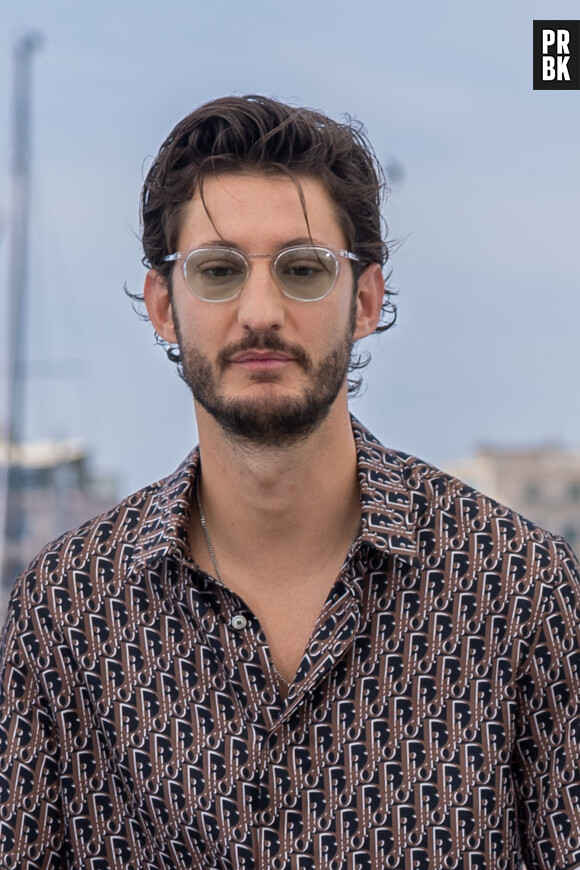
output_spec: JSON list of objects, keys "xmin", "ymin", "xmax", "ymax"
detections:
[{"xmin": 1, "ymin": 95, "xmax": 579, "ymax": 870}]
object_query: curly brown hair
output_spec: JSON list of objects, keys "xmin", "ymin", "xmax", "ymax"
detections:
[{"xmin": 135, "ymin": 94, "xmax": 396, "ymax": 394}]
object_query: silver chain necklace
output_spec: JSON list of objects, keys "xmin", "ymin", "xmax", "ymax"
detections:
[{"xmin": 195, "ymin": 473, "xmax": 361, "ymax": 690}]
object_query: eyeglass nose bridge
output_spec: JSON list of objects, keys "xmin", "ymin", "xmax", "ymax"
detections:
[
  {"xmin": 242, "ymin": 251, "xmax": 306, "ymax": 298},
  {"xmin": 220, "ymin": 252, "xmax": 279, "ymax": 304},
  {"xmin": 244, "ymin": 251, "xmax": 281, "ymax": 285},
  {"xmin": 245, "ymin": 252, "xmax": 277, "ymax": 261}
]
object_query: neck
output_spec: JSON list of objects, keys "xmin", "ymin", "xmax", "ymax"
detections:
[{"xmin": 191, "ymin": 393, "xmax": 360, "ymax": 575}]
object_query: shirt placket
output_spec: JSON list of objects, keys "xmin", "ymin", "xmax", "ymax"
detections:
[
  {"xmin": 256, "ymin": 565, "xmax": 365, "ymax": 868},
  {"xmin": 182, "ymin": 555, "xmax": 366, "ymax": 868}
]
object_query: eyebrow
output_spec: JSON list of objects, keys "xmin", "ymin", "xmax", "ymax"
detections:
[{"xmin": 190, "ymin": 236, "xmax": 325, "ymax": 251}]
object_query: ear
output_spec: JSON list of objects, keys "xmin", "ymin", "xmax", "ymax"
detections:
[
  {"xmin": 353, "ymin": 263, "xmax": 385, "ymax": 340},
  {"xmin": 143, "ymin": 269, "xmax": 178, "ymax": 343}
]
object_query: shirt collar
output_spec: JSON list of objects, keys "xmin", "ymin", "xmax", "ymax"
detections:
[
  {"xmin": 130, "ymin": 450, "xmax": 200, "ymax": 572},
  {"xmin": 353, "ymin": 417, "xmax": 422, "ymax": 568},
  {"xmin": 131, "ymin": 416, "xmax": 423, "ymax": 574}
]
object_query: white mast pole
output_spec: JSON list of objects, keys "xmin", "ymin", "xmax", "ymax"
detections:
[{"xmin": 0, "ymin": 32, "xmax": 43, "ymax": 605}]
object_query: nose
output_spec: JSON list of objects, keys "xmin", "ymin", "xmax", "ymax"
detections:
[{"xmin": 236, "ymin": 259, "xmax": 286, "ymax": 332}]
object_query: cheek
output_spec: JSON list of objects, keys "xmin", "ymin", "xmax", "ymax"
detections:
[
  {"xmin": 171, "ymin": 298, "xmax": 216, "ymax": 347},
  {"xmin": 306, "ymin": 306, "xmax": 353, "ymax": 353}
]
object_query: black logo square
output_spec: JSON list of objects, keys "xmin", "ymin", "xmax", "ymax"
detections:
[{"xmin": 533, "ymin": 20, "xmax": 580, "ymax": 89}]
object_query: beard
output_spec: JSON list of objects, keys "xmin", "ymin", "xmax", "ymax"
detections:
[{"xmin": 173, "ymin": 302, "xmax": 356, "ymax": 449}]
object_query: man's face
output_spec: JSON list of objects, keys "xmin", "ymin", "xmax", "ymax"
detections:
[{"xmin": 158, "ymin": 173, "xmax": 367, "ymax": 447}]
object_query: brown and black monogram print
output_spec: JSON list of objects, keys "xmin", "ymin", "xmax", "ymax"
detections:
[{"xmin": 1, "ymin": 420, "xmax": 580, "ymax": 869}]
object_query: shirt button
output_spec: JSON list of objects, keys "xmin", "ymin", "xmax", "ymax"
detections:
[{"xmin": 230, "ymin": 614, "xmax": 248, "ymax": 631}]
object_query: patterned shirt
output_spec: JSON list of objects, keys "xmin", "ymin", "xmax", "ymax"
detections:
[{"xmin": 1, "ymin": 419, "xmax": 580, "ymax": 870}]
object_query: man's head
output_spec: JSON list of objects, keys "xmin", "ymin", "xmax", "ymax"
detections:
[{"xmin": 140, "ymin": 96, "xmax": 395, "ymax": 445}]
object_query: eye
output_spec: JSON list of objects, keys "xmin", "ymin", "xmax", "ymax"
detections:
[
  {"xmin": 277, "ymin": 248, "xmax": 334, "ymax": 281},
  {"xmin": 186, "ymin": 249, "xmax": 246, "ymax": 283},
  {"xmin": 199, "ymin": 259, "xmax": 244, "ymax": 280},
  {"xmin": 204, "ymin": 264, "xmax": 241, "ymax": 279},
  {"xmin": 284, "ymin": 263, "xmax": 321, "ymax": 279}
]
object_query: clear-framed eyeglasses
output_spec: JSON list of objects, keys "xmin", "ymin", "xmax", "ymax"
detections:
[{"xmin": 163, "ymin": 244, "xmax": 360, "ymax": 303}]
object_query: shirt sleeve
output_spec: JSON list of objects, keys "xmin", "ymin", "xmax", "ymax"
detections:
[
  {"xmin": 0, "ymin": 604, "xmax": 65, "ymax": 868},
  {"xmin": 513, "ymin": 540, "xmax": 580, "ymax": 870}
]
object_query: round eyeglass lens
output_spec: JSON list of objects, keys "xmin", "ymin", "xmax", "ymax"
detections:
[
  {"xmin": 184, "ymin": 248, "xmax": 247, "ymax": 300},
  {"xmin": 275, "ymin": 247, "xmax": 338, "ymax": 300}
]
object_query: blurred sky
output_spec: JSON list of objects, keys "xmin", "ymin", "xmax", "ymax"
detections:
[{"xmin": 0, "ymin": 0, "xmax": 579, "ymax": 497}]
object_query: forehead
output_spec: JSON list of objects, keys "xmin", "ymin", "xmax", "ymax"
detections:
[{"xmin": 177, "ymin": 172, "xmax": 346, "ymax": 251}]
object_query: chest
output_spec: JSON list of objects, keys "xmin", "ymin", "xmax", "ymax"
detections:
[
  {"xmin": 61, "ymin": 603, "xmax": 519, "ymax": 870},
  {"xmin": 54, "ymin": 560, "xmax": 524, "ymax": 868}
]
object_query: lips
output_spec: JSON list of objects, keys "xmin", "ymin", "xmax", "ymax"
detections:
[
  {"xmin": 217, "ymin": 333, "xmax": 311, "ymax": 373},
  {"xmin": 229, "ymin": 349, "xmax": 295, "ymax": 371},
  {"xmin": 230, "ymin": 350, "xmax": 294, "ymax": 364}
]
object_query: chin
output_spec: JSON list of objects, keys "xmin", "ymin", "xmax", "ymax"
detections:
[{"xmin": 201, "ymin": 391, "xmax": 337, "ymax": 448}]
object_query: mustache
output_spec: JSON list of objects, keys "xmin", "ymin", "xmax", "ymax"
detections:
[{"xmin": 218, "ymin": 332, "xmax": 312, "ymax": 371}]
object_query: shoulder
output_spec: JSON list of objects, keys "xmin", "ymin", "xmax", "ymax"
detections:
[
  {"xmin": 4, "ymin": 450, "xmax": 198, "ymax": 628},
  {"xmin": 354, "ymin": 418, "xmax": 577, "ymax": 587},
  {"xmin": 354, "ymin": 421, "xmax": 580, "ymax": 683}
]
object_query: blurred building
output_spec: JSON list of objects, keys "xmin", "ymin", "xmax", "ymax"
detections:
[
  {"xmin": 447, "ymin": 444, "xmax": 580, "ymax": 552},
  {"xmin": 0, "ymin": 440, "xmax": 116, "ymax": 621}
]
